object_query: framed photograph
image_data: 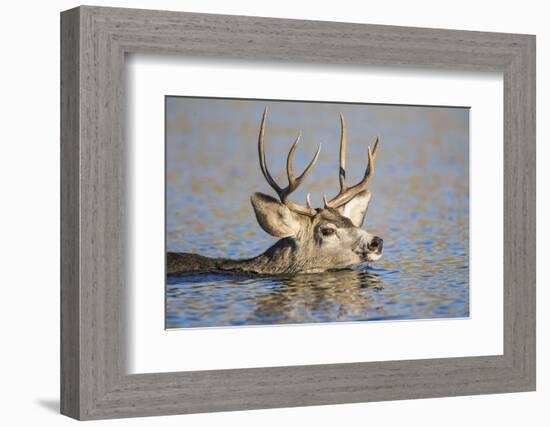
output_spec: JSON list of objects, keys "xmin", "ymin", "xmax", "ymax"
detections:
[{"xmin": 61, "ymin": 6, "xmax": 535, "ymax": 420}]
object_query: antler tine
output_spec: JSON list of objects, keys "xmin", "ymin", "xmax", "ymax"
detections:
[
  {"xmin": 338, "ymin": 113, "xmax": 347, "ymax": 193},
  {"xmin": 327, "ymin": 145, "xmax": 375, "ymax": 208},
  {"xmin": 363, "ymin": 134, "xmax": 380, "ymax": 179},
  {"xmin": 285, "ymin": 132, "xmax": 301, "ymax": 193},
  {"xmin": 373, "ymin": 134, "xmax": 380, "ymax": 158},
  {"xmin": 257, "ymin": 107, "xmax": 319, "ymax": 216},
  {"xmin": 286, "ymin": 133, "xmax": 321, "ymax": 195},
  {"xmin": 326, "ymin": 113, "xmax": 380, "ymax": 208},
  {"xmin": 306, "ymin": 193, "xmax": 312, "ymax": 208},
  {"xmin": 361, "ymin": 134, "xmax": 379, "ymax": 181},
  {"xmin": 258, "ymin": 107, "xmax": 284, "ymax": 197}
]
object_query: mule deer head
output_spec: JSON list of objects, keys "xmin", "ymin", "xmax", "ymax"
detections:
[{"xmin": 250, "ymin": 108, "xmax": 383, "ymax": 274}]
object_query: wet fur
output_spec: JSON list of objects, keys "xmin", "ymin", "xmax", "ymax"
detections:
[{"xmin": 167, "ymin": 201, "xmax": 380, "ymax": 276}]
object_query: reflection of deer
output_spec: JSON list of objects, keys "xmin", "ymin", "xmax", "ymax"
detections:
[
  {"xmin": 251, "ymin": 269, "xmax": 383, "ymax": 323},
  {"xmin": 167, "ymin": 108, "xmax": 383, "ymax": 275}
]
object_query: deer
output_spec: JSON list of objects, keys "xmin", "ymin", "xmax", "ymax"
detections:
[{"xmin": 167, "ymin": 108, "xmax": 383, "ymax": 275}]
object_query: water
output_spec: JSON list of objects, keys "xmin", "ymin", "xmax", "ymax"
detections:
[{"xmin": 166, "ymin": 97, "xmax": 469, "ymax": 328}]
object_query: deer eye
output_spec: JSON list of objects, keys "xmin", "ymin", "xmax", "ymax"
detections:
[{"xmin": 321, "ymin": 227, "xmax": 336, "ymax": 237}]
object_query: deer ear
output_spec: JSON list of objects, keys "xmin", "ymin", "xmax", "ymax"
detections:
[
  {"xmin": 250, "ymin": 192, "xmax": 303, "ymax": 237},
  {"xmin": 337, "ymin": 190, "xmax": 372, "ymax": 227}
]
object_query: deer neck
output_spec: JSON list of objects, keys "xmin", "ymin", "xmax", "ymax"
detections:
[{"xmin": 218, "ymin": 237, "xmax": 310, "ymax": 275}]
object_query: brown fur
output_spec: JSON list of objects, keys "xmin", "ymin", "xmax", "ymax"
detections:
[{"xmin": 167, "ymin": 192, "xmax": 382, "ymax": 276}]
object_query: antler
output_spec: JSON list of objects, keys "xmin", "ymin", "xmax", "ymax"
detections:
[
  {"xmin": 258, "ymin": 108, "xmax": 321, "ymax": 217},
  {"xmin": 325, "ymin": 113, "xmax": 380, "ymax": 208}
]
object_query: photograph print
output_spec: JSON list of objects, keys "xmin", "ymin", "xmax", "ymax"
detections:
[{"xmin": 166, "ymin": 97, "xmax": 469, "ymax": 329}]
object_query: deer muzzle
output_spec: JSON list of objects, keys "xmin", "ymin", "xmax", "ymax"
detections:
[{"xmin": 354, "ymin": 233, "xmax": 383, "ymax": 262}]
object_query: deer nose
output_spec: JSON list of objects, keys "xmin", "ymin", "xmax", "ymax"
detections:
[{"xmin": 368, "ymin": 236, "xmax": 383, "ymax": 252}]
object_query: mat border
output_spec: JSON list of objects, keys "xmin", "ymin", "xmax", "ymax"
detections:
[{"xmin": 60, "ymin": 5, "xmax": 536, "ymax": 420}]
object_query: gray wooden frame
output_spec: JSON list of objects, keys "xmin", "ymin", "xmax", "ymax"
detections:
[{"xmin": 60, "ymin": 5, "xmax": 536, "ymax": 420}]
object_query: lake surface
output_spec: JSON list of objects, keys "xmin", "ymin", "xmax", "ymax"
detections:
[{"xmin": 166, "ymin": 98, "xmax": 469, "ymax": 329}]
